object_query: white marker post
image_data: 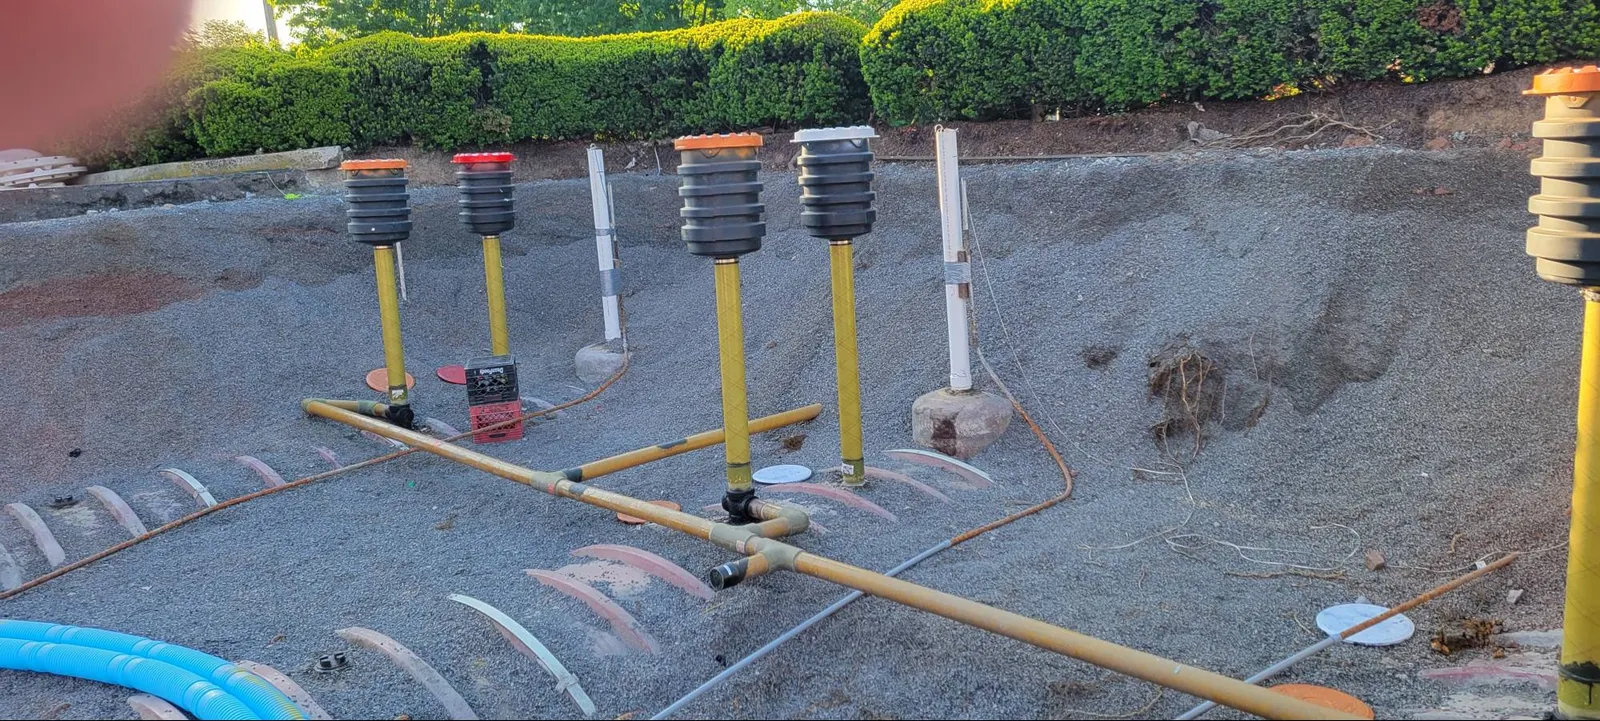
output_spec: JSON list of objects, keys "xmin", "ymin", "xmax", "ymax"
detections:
[
  {"xmin": 935, "ymin": 127, "xmax": 972, "ymax": 391},
  {"xmin": 910, "ymin": 128, "xmax": 1012, "ymax": 459},
  {"xmin": 574, "ymin": 147, "xmax": 630, "ymax": 384},
  {"xmin": 587, "ymin": 145, "xmax": 623, "ymax": 343}
]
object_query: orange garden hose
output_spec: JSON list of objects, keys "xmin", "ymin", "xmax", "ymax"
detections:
[{"xmin": 0, "ymin": 356, "xmax": 630, "ymax": 601}]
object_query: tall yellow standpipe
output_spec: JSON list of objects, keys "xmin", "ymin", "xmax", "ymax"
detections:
[
  {"xmin": 373, "ymin": 244, "xmax": 409, "ymax": 407},
  {"xmin": 829, "ymin": 240, "xmax": 865, "ymax": 484},
  {"xmin": 482, "ymin": 234, "xmax": 510, "ymax": 356},
  {"xmin": 715, "ymin": 258, "xmax": 754, "ymax": 495},
  {"xmin": 795, "ymin": 126, "xmax": 879, "ymax": 487},
  {"xmin": 340, "ymin": 158, "xmax": 415, "ymax": 429},
  {"xmin": 1524, "ymin": 66, "xmax": 1600, "ymax": 719},
  {"xmin": 676, "ymin": 132, "xmax": 768, "ymax": 523},
  {"xmin": 1568, "ymin": 291, "xmax": 1600, "ymax": 719},
  {"xmin": 453, "ymin": 152, "xmax": 523, "ymax": 444}
]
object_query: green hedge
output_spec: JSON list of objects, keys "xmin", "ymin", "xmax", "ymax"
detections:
[
  {"xmin": 861, "ymin": 0, "xmax": 1600, "ymax": 124},
  {"xmin": 71, "ymin": 14, "xmax": 868, "ymax": 167},
  {"xmin": 68, "ymin": 2, "xmax": 1600, "ymax": 167}
]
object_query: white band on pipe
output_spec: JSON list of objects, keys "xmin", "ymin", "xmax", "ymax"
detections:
[
  {"xmin": 598, "ymin": 268, "xmax": 621, "ymax": 298},
  {"xmin": 944, "ymin": 262, "xmax": 970, "ymax": 285},
  {"xmin": 594, "ymin": 227, "xmax": 616, "ymax": 237}
]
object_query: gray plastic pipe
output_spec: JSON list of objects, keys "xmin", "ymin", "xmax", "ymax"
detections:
[
  {"xmin": 652, "ymin": 540, "xmax": 953, "ymax": 719},
  {"xmin": 1175, "ymin": 635, "xmax": 1342, "ymax": 720}
]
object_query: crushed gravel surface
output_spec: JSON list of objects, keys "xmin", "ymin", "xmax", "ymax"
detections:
[{"xmin": 0, "ymin": 147, "xmax": 1569, "ymax": 719}]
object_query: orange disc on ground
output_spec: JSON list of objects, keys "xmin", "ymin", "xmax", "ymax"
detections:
[
  {"xmin": 618, "ymin": 500, "xmax": 681, "ymax": 525},
  {"xmin": 365, "ymin": 369, "xmax": 416, "ymax": 393},
  {"xmin": 1270, "ymin": 684, "xmax": 1374, "ymax": 719},
  {"xmin": 437, "ymin": 364, "xmax": 467, "ymax": 385}
]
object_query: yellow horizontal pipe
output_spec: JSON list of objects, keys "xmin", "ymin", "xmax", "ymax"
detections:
[
  {"xmin": 560, "ymin": 404, "xmax": 822, "ymax": 482},
  {"xmin": 790, "ymin": 552, "xmax": 1348, "ymax": 720},
  {"xmin": 303, "ymin": 398, "xmax": 1356, "ymax": 720}
]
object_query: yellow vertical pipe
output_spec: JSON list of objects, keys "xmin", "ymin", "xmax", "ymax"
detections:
[
  {"xmin": 1562, "ymin": 290, "xmax": 1600, "ymax": 719},
  {"xmin": 829, "ymin": 240, "xmax": 865, "ymax": 486},
  {"xmin": 372, "ymin": 245, "xmax": 409, "ymax": 407},
  {"xmin": 714, "ymin": 258, "xmax": 753, "ymax": 493},
  {"xmin": 481, "ymin": 234, "xmax": 510, "ymax": 356}
]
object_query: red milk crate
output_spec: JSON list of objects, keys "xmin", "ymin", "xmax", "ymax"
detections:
[{"xmin": 468, "ymin": 399, "xmax": 524, "ymax": 444}]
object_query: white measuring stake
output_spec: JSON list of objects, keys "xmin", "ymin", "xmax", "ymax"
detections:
[
  {"xmin": 935, "ymin": 127, "xmax": 972, "ymax": 391},
  {"xmin": 587, "ymin": 146, "xmax": 623, "ymax": 342}
]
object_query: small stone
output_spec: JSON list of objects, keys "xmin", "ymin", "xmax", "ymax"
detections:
[
  {"xmin": 1506, "ymin": 589, "xmax": 1524, "ymax": 605},
  {"xmin": 574, "ymin": 341, "xmax": 629, "ymax": 385},
  {"xmin": 1451, "ymin": 130, "xmax": 1468, "ymax": 142},
  {"xmin": 1365, "ymin": 549, "xmax": 1387, "ymax": 571},
  {"xmin": 160, "ymin": 203, "xmax": 175, "ymax": 209},
  {"xmin": 1434, "ymin": 186, "xmax": 1455, "ymax": 196},
  {"xmin": 1425, "ymin": 137, "xmax": 1452, "ymax": 151},
  {"xmin": 1496, "ymin": 137, "xmax": 1516, "ymax": 150},
  {"xmin": 1342, "ymin": 135, "xmax": 1375, "ymax": 148}
]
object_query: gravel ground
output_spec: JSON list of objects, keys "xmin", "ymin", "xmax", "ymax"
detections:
[{"xmin": 0, "ymin": 147, "xmax": 1572, "ymax": 719}]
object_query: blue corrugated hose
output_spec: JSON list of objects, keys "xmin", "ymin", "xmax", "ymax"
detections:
[{"xmin": 0, "ymin": 620, "xmax": 305, "ymax": 719}]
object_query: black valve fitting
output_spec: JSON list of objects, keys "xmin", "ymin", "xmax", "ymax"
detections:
[{"xmin": 721, "ymin": 487, "xmax": 757, "ymax": 525}]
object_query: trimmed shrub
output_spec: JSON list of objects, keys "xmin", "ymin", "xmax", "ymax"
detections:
[
  {"xmin": 1314, "ymin": 0, "xmax": 1600, "ymax": 81},
  {"xmin": 861, "ymin": 0, "xmax": 1600, "ymax": 125},
  {"xmin": 189, "ymin": 61, "xmax": 354, "ymax": 156},
  {"xmin": 73, "ymin": 14, "xmax": 869, "ymax": 165}
]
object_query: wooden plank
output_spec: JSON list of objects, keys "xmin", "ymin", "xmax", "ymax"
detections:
[{"xmin": 0, "ymin": 156, "xmax": 74, "ymax": 175}]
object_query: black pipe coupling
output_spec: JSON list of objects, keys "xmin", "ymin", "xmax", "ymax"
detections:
[
  {"xmin": 452, "ymin": 152, "xmax": 516, "ymax": 235},
  {"xmin": 708, "ymin": 558, "xmax": 752, "ymax": 590},
  {"xmin": 793, "ymin": 126, "xmax": 878, "ymax": 241},
  {"xmin": 340, "ymin": 159, "xmax": 412, "ymax": 246},
  {"xmin": 674, "ymin": 133, "xmax": 765, "ymax": 259},
  {"xmin": 708, "ymin": 551, "xmax": 776, "ymax": 590},
  {"xmin": 384, "ymin": 403, "xmax": 415, "ymax": 431},
  {"xmin": 721, "ymin": 487, "xmax": 758, "ymax": 525}
]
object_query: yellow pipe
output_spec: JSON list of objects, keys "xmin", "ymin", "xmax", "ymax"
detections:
[
  {"xmin": 372, "ymin": 245, "xmax": 409, "ymax": 407},
  {"xmin": 1562, "ymin": 290, "xmax": 1600, "ymax": 719},
  {"xmin": 482, "ymin": 234, "xmax": 510, "ymax": 356},
  {"xmin": 714, "ymin": 259, "xmax": 752, "ymax": 494},
  {"xmin": 559, "ymin": 404, "xmax": 822, "ymax": 482},
  {"xmin": 828, "ymin": 240, "xmax": 865, "ymax": 486},
  {"xmin": 790, "ymin": 552, "xmax": 1349, "ymax": 720},
  {"xmin": 301, "ymin": 398, "xmax": 1354, "ymax": 721}
]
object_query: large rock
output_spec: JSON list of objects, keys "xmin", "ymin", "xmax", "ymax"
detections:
[
  {"xmin": 911, "ymin": 387, "xmax": 1013, "ymax": 459},
  {"xmin": 574, "ymin": 341, "xmax": 629, "ymax": 385}
]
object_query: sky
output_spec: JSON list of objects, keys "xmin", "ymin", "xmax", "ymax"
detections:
[{"xmin": 189, "ymin": 0, "xmax": 293, "ymax": 41}]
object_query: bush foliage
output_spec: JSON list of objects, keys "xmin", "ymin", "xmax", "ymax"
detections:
[
  {"xmin": 76, "ymin": 14, "xmax": 868, "ymax": 167},
  {"xmin": 860, "ymin": 0, "xmax": 1600, "ymax": 124},
  {"xmin": 69, "ymin": 2, "xmax": 1600, "ymax": 166}
]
